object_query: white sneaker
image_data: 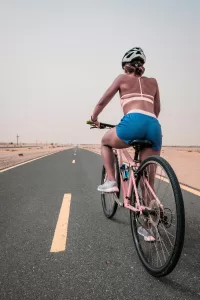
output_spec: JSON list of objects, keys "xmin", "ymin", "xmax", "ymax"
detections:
[
  {"xmin": 97, "ymin": 180, "xmax": 119, "ymax": 193},
  {"xmin": 137, "ymin": 226, "xmax": 156, "ymax": 242}
]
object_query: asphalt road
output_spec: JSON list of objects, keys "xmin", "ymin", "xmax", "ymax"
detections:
[{"xmin": 0, "ymin": 147, "xmax": 200, "ymax": 300}]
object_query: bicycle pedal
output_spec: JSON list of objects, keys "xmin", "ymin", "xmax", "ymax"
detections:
[{"xmin": 113, "ymin": 195, "xmax": 123, "ymax": 207}]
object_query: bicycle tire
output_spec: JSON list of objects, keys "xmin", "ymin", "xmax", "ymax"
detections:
[
  {"xmin": 130, "ymin": 155, "xmax": 185, "ymax": 277},
  {"xmin": 101, "ymin": 155, "xmax": 120, "ymax": 219}
]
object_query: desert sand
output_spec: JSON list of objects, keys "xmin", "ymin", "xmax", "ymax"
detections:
[
  {"xmin": 1, "ymin": 143, "xmax": 199, "ymax": 190},
  {"xmin": 80, "ymin": 145, "xmax": 200, "ymax": 190},
  {"xmin": 0, "ymin": 145, "xmax": 72, "ymax": 170}
]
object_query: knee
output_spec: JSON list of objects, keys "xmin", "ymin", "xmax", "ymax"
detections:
[
  {"xmin": 101, "ymin": 136, "xmax": 112, "ymax": 148},
  {"xmin": 101, "ymin": 136, "xmax": 107, "ymax": 146}
]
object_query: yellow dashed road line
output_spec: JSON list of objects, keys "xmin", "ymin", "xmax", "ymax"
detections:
[
  {"xmin": 50, "ymin": 193, "xmax": 72, "ymax": 252},
  {"xmin": 72, "ymin": 160, "xmax": 75, "ymax": 163}
]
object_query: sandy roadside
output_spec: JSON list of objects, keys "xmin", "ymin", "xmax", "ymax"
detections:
[
  {"xmin": 79, "ymin": 145, "xmax": 200, "ymax": 190},
  {"xmin": 0, "ymin": 146, "xmax": 73, "ymax": 170}
]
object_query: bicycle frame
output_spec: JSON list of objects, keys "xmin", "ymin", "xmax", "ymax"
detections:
[
  {"xmin": 87, "ymin": 120, "xmax": 163, "ymax": 214},
  {"xmin": 115, "ymin": 148, "xmax": 163, "ymax": 214},
  {"xmin": 87, "ymin": 121, "xmax": 185, "ymax": 276}
]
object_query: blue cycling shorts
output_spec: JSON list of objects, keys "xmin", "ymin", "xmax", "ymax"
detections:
[{"xmin": 116, "ymin": 112, "xmax": 162, "ymax": 151}]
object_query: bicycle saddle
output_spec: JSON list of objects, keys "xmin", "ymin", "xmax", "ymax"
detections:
[{"xmin": 129, "ymin": 139, "xmax": 152, "ymax": 149}]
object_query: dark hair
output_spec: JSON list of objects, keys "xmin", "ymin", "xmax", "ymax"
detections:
[{"xmin": 123, "ymin": 59, "xmax": 145, "ymax": 76}]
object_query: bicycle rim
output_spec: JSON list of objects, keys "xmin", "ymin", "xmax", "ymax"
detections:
[
  {"xmin": 101, "ymin": 155, "xmax": 120, "ymax": 219},
  {"xmin": 130, "ymin": 155, "xmax": 185, "ymax": 277}
]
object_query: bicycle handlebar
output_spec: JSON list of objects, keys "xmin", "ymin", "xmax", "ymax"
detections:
[{"xmin": 86, "ymin": 120, "xmax": 116, "ymax": 129}]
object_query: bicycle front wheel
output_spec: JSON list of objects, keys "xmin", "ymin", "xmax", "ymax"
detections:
[
  {"xmin": 130, "ymin": 155, "xmax": 185, "ymax": 277},
  {"xmin": 101, "ymin": 155, "xmax": 120, "ymax": 219}
]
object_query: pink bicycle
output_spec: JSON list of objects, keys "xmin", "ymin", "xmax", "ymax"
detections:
[{"xmin": 87, "ymin": 121, "xmax": 185, "ymax": 277}]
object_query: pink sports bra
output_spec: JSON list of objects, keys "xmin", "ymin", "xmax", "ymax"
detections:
[{"xmin": 120, "ymin": 77, "xmax": 154, "ymax": 109}]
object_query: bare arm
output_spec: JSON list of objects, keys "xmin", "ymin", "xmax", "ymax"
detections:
[
  {"xmin": 153, "ymin": 79, "xmax": 161, "ymax": 118},
  {"xmin": 91, "ymin": 75, "xmax": 122, "ymax": 121}
]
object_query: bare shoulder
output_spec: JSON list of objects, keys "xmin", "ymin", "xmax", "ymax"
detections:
[
  {"xmin": 115, "ymin": 73, "xmax": 127, "ymax": 81},
  {"xmin": 143, "ymin": 76, "xmax": 158, "ymax": 86},
  {"xmin": 112, "ymin": 73, "xmax": 127, "ymax": 85}
]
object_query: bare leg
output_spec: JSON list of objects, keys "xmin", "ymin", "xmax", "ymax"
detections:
[
  {"xmin": 140, "ymin": 148, "xmax": 161, "ymax": 204},
  {"xmin": 140, "ymin": 148, "xmax": 160, "ymax": 162},
  {"xmin": 101, "ymin": 145, "xmax": 115, "ymax": 181},
  {"xmin": 101, "ymin": 128, "xmax": 128, "ymax": 181},
  {"xmin": 137, "ymin": 148, "xmax": 161, "ymax": 238}
]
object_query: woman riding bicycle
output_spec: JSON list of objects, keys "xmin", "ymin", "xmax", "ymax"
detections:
[{"xmin": 90, "ymin": 47, "xmax": 162, "ymax": 193}]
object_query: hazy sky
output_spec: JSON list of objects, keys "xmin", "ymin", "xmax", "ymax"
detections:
[{"xmin": 1, "ymin": 0, "xmax": 200, "ymax": 145}]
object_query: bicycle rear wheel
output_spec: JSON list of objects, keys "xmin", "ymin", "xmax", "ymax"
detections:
[
  {"xmin": 130, "ymin": 155, "xmax": 185, "ymax": 277},
  {"xmin": 101, "ymin": 155, "xmax": 120, "ymax": 219}
]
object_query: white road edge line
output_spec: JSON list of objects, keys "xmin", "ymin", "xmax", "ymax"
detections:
[{"xmin": 0, "ymin": 150, "xmax": 65, "ymax": 173}]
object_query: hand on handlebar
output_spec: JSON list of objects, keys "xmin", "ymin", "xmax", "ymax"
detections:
[
  {"xmin": 86, "ymin": 120, "xmax": 116, "ymax": 129},
  {"xmin": 86, "ymin": 120, "xmax": 100, "ymax": 129}
]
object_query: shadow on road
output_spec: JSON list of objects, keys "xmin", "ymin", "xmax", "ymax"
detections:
[
  {"xmin": 159, "ymin": 277, "xmax": 200, "ymax": 299},
  {"xmin": 159, "ymin": 210, "xmax": 200, "ymax": 298},
  {"xmin": 112, "ymin": 217, "xmax": 129, "ymax": 226}
]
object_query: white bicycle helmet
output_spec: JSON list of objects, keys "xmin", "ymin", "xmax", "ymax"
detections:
[{"xmin": 122, "ymin": 47, "xmax": 146, "ymax": 68}]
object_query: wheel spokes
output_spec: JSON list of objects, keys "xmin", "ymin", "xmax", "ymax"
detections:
[{"xmin": 131, "ymin": 159, "xmax": 180, "ymax": 271}]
